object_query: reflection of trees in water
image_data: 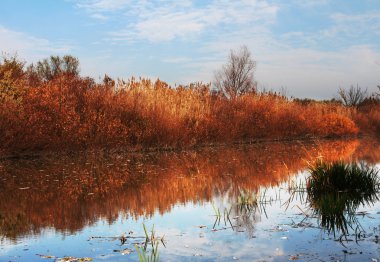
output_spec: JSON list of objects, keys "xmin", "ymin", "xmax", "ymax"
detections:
[{"xmin": 0, "ymin": 138, "xmax": 378, "ymax": 241}]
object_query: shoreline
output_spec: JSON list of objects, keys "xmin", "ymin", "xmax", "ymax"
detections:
[{"xmin": 1, "ymin": 133, "xmax": 372, "ymax": 161}]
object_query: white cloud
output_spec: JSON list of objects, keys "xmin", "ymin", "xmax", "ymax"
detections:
[
  {"xmin": 290, "ymin": 0, "xmax": 330, "ymax": 8},
  {"xmin": 64, "ymin": 1, "xmax": 380, "ymax": 98},
  {"xmin": 181, "ymin": 27, "xmax": 380, "ymax": 99},
  {"xmin": 76, "ymin": 0, "xmax": 130, "ymax": 12},
  {"xmin": 90, "ymin": 13, "xmax": 109, "ymax": 20},
  {"xmin": 108, "ymin": 0, "xmax": 279, "ymax": 42},
  {"xmin": 134, "ymin": 11, "xmax": 207, "ymax": 41},
  {"xmin": 0, "ymin": 25, "xmax": 74, "ymax": 62},
  {"xmin": 74, "ymin": 0, "xmax": 131, "ymax": 20},
  {"xmin": 252, "ymin": 46, "xmax": 380, "ymax": 99},
  {"xmin": 324, "ymin": 12, "xmax": 380, "ymax": 38},
  {"xmin": 162, "ymin": 57, "xmax": 192, "ymax": 63}
]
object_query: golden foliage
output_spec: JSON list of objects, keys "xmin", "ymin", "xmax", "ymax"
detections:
[{"xmin": 0, "ymin": 56, "xmax": 377, "ymax": 155}]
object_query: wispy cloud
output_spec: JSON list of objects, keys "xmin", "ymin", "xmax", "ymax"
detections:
[
  {"xmin": 110, "ymin": 10, "xmax": 211, "ymax": 42},
  {"xmin": 257, "ymin": 45, "xmax": 380, "ymax": 98},
  {"xmin": 0, "ymin": 25, "xmax": 74, "ymax": 61},
  {"xmin": 76, "ymin": 0, "xmax": 130, "ymax": 12},
  {"xmin": 325, "ymin": 12, "xmax": 380, "ymax": 39},
  {"xmin": 108, "ymin": 1, "xmax": 279, "ymax": 42},
  {"xmin": 4, "ymin": 0, "xmax": 377, "ymax": 99},
  {"xmin": 70, "ymin": 1, "xmax": 380, "ymax": 98},
  {"xmin": 74, "ymin": 0, "xmax": 131, "ymax": 20},
  {"xmin": 290, "ymin": 0, "xmax": 330, "ymax": 8},
  {"xmin": 274, "ymin": 10, "xmax": 380, "ymax": 50},
  {"xmin": 90, "ymin": 13, "xmax": 109, "ymax": 20},
  {"xmin": 162, "ymin": 57, "xmax": 192, "ymax": 63}
]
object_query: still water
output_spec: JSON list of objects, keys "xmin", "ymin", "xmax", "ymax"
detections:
[{"xmin": 0, "ymin": 138, "xmax": 379, "ymax": 261}]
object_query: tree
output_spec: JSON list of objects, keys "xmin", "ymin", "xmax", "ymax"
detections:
[
  {"xmin": 29, "ymin": 55, "xmax": 80, "ymax": 82},
  {"xmin": 0, "ymin": 55, "xmax": 26, "ymax": 101},
  {"xmin": 213, "ymin": 45, "xmax": 256, "ymax": 99},
  {"xmin": 338, "ymin": 85, "xmax": 367, "ymax": 107}
]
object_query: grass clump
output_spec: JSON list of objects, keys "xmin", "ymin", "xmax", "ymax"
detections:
[
  {"xmin": 134, "ymin": 224, "xmax": 165, "ymax": 262},
  {"xmin": 307, "ymin": 160, "xmax": 379, "ymax": 195},
  {"xmin": 306, "ymin": 160, "xmax": 379, "ymax": 235}
]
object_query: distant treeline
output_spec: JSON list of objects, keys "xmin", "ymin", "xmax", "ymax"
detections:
[{"xmin": 0, "ymin": 55, "xmax": 379, "ymax": 156}]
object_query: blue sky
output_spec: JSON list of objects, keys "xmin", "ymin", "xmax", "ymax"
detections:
[{"xmin": 1, "ymin": 0, "xmax": 379, "ymax": 99}]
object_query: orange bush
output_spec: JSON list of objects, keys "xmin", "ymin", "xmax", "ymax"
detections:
[
  {"xmin": 0, "ymin": 57, "xmax": 371, "ymax": 156},
  {"xmin": 353, "ymin": 101, "xmax": 380, "ymax": 135}
]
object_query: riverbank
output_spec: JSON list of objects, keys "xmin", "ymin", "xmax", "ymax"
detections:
[
  {"xmin": 1, "ymin": 58, "xmax": 379, "ymax": 157},
  {"xmin": 0, "ymin": 134, "xmax": 365, "ymax": 160}
]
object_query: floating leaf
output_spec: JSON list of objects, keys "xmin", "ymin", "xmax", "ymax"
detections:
[
  {"xmin": 36, "ymin": 254, "xmax": 56, "ymax": 259},
  {"xmin": 113, "ymin": 248, "xmax": 133, "ymax": 255}
]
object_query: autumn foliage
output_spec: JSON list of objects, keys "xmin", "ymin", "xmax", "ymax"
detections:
[{"xmin": 0, "ymin": 55, "xmax": 377, "ymax": 156}]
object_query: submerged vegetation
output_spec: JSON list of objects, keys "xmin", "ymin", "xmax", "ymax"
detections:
[
  {"xmin": 306, "ymin": 161, "xmax": 379, "ymax": 236},
  {"xmin": 0, "ymin": 54, "xmax": 379, "ymax": 156}
]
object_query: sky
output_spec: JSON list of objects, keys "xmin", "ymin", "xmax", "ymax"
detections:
[{"xmin": 0, "ymin": 0, "xmax": 379, "ymax": 99}]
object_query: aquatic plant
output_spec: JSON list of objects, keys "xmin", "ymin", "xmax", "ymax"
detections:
[
  {"xmin": 211, "ymin": 203, "xmax": 233, "ymax": 229},
  {"xmin": 134, "ymin": 224, "xmax": 164, "ymax": 262},
  {"xmin": 237, "ymin": 189, "xmax": 258, "ymax": 213},
  {"xmin": 306, "ymin": 160, "xmax": 379, "ymax": 236},
  {"xmin": 307, "ymin": 160, "xmax": 379, "ymax": 194}
]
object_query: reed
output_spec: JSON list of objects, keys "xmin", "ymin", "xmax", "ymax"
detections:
[
  {"xmin": 134, "ymin": 224, "xmax": 164, "ymax": 262},
  {"xmin": 1, "ymin": 55, "xmax": 377, "ymax": 155}
]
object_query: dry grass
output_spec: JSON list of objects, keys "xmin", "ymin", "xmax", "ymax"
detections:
[
  {"xmin": 0, "ymin": 73, "xmax": 366, "ymax": 155},
  {"xmin": 353, "ymin": 100, "xmax": 380, "ymax": 135}
]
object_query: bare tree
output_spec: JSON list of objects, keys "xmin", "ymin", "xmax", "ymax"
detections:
[
  {"xmin": 214, "ymin": 45, "xmax": 256, "ymax": 99},
  {"xmin": 28, "ymin": 55, "xmax": 80, "ymax": 82},
  {"xmin": 338, "ymin": 85, "xmax": 367, "ymax": 107}
]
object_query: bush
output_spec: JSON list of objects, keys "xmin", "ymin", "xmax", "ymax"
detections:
[{"xmin": 0, "ymin": 55, "xmax": 369, "ymax": 155}]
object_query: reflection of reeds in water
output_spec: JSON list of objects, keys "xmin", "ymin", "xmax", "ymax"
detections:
[
  {"xmin": 211, "ymin": 203, "xmax": 233, "ymax": 230},
  {"xmin": 0, "ymin": 138, "xmax": 378, "ymax": 240},
  {"xmin": 213, "ymin": 188, "xmax": 281, "ymax": 237},
  {"xmin": 237, "ymin": 189, "xmax": 258, "ymax": 214},
  {"xmin": 307, "ymin": 161, "xmax": 379, "ymax": 237},
  {"xmin": 234, "ymin": 189, "xmax": 261, "ymax": 237}
]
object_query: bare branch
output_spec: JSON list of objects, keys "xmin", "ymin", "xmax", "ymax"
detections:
[
  {"xmin": 338, "ymin": 85, "xmax": 367, "ymax": 107},
  {"xmin": 213, "ymin": 46, "xmax": 256, "ymax": 99},
  {"xmin": 32, "ymin": 55, "xmax": 80, "ymax": 81}
]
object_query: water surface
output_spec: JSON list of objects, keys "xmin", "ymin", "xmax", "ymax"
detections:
[{"xmin": 1, "ymin": 138, "xmax": 379, "ymax": 261}]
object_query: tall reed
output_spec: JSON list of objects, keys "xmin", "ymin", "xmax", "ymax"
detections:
[{"xmin": 1, "ymin": 57, "xmax": 374, "ymax": 155}]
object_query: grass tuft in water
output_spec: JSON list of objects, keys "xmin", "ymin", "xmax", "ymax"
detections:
[
  {"xmin": 237, "ymin": 189, "xmax": 258, "ymax": 213},
  {"xmin": 134, "ymin": 223, "xmax": 164, "ymax": 262},
  {"xmin": 306, "ymin": 160, "xmax": 379, "ymax": 236},
  {"xmin": 307, "ymin": 160, "xmax": 379, "ymax": 195}
]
